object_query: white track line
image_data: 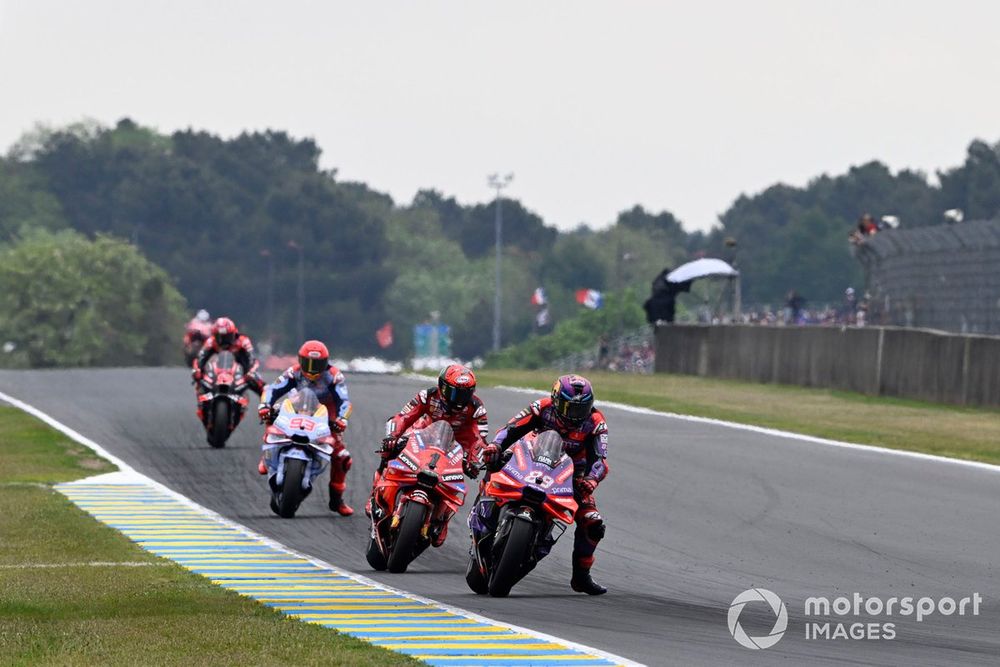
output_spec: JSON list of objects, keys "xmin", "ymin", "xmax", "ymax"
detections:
[
  {"xmin": 492, "ymin": 384, "xmax": 1000, "ymax": 476},
  {"xmin": 0, "ymin": 389, "xmax": 642, "ymax": 667}
]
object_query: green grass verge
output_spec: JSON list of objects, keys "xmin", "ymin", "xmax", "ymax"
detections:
[
  {"xmin": 476, "ymin": 370, "xmax": 1000, "ymax": 465},
  {"xmin": 0, "ymin": 405, "xmax": 420, "ymax": 666}
]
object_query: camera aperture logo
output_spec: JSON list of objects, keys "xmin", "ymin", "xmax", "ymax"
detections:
[
  {"xmin": 728, "ymin": 588, "xmax": 983, "ymax": 649},
  {"xmin": 728, "ymin": 588, "xmax": 788, "ymax": 650}
]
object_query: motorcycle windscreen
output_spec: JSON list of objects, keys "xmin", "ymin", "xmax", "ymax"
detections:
[
  {"xmin": 275, "ymin": 389, "xmax": 332, "ymax": 442},
  {"xmin": 280, "ymin": 388, "xmax": 324, "ymax": 417},
  {"xmin": 205, "ymin": 351, "xmax": 236, "ymax": 379},
  {"xmin": 530, "ymin": 430, "xmax": 566, "ymax": 468},
  {"xmin": 414, "ymin": 420, "xmax": 455, "ymax": 451}
]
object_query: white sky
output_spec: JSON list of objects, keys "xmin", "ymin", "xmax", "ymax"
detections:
[{"xmin": 2, "ymin": 1, "xmax": 998, "ymax": 232}]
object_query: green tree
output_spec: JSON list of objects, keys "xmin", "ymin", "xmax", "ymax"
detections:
[{"xmin": 0, "ymin": 231, "xmax": 188, "ymax": 368}]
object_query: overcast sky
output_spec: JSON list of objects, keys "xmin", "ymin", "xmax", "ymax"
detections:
[{"xmin": 2, "ymin": 1, "xmax": 998, "ymax": 232}]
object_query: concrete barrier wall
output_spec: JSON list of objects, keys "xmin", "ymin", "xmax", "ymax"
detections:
[{"xmin": 654, "ymin": 324, "xmax": 1000, "ymax": 407}]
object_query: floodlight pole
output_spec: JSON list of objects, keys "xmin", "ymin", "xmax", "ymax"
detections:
[{"xmin": 488, "ymin": 173, "xmax": 514, "ymax": 352}]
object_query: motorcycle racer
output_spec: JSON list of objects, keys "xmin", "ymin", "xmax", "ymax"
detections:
[
  {"xmin": 483, "ymin": 374, "xmax": 609, "ymax": 595},
  {"xmin": 192, "ymin": 317, "xmax": 264, "ymax": 419},
  {"xmin": 258, "ymin": 340, "xmax": 354, "ymax": 516},
  {"xmin": 183, "ymin": 309, "xmax": 212, "ymax": 362},
  {"xmin": 374, "ymin": 364, "xmax": 488, "ymax": 546}
]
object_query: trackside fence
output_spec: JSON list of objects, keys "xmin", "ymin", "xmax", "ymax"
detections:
[{"xmin": 654, "ymin": 324, "xmax": 1000, "ymax": 407}]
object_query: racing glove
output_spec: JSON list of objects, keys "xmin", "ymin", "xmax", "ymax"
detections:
[
  {"xmin": 574, "ymin": 476, "xmax": 599, "ymax": 500},
  {"xmin": 380, "ymin": 436, "xmax": 402, "ymax": 460},
  {"xmin": 463, "ymin": 456, "xmax": 481, "ymax": 479},
  {"xmin": 331, "ymin": 417, "xmax": 348, "ymax": 433},
  {"xmin": 481, "ymin": 443, "xmax": 501, "ymax": 467},
  {"xmin": 258, "ymin": 403, "xmax": 275, "ymax": 424}
]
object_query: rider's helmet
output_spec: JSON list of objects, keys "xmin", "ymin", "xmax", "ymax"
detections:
[
  {"xmin": 212, "ymin": 317, "xmax": 238, "ymax": 347},
  {"xmin": 550, "ymin": 374, "xmax": 594, "ymax": 427},
  {"xmin": 196, "ymin": 309, "xmax": 210, "ymax": 322},
  {"xmin": 298, "ymin": 340, "xmax": 330, "ymax": 381},
  {"xmin": 438, "ymin": 364, "xmax": 476, "ymax": 411}
]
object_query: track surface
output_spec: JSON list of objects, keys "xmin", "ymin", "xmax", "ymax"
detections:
[{"xmin": 3, "ymin": 368, "xmax": 1000, "ymax": 665}]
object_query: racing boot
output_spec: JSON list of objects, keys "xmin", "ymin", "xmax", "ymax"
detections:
[
  {"xmin": 571, "ymin": 559, "xmax": 607, "ymax": 596},
  {"xmin": 364, "ymin": 497, "xmax": 372, "ymax": 518},
  {"xmin": 257, "ymin": 456, "xmax": 268, "ymax": 475},
  {"xmin": 328, "ymin": 483, "xmax": 354, "ymax": 516},
  {"xmin": 431, "ymin": 520, "xmax": 449, "ymax": 548}
]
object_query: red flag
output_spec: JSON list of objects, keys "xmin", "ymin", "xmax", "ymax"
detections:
[{"xmin": 375, "ymin": 322, "xmax": 394, "ymax": 348}]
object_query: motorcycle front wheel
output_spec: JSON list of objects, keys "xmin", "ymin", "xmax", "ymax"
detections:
[
  {"xmin": 386, "ymin": 501, "xmax": 428, "ymax": 573},
  {"xmin": 488, "ymin": 516, "xmax": 535, "ymax": 597},
  {"xmin": 208, "ymin": 401, "xmax": 230, "ymax": 448},
  {"xmin": 277, "ymin": 458, "xmax": 307, "ymax": 518}
]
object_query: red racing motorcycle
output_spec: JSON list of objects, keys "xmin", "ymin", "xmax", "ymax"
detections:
[
  {"xmin": 366, "ymin": 420, "xmax": 467, "ymax": 573},
  {"xmin": 466, "ymin": 430, "xmax": 579, "ymax": 597},
  {"xmin": 196, "ymin": 351, "xmax": 251, "ymax": 448}
]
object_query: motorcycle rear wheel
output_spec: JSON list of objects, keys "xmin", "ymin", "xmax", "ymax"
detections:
[
  {"xmin": 465, "ymin": 552, "xmax": 489, "ymax": 594},
  {"xmin": 277, "ymin": 458, "xmax": 307, "ymax": 518},
  {"xmin": 386, "ymin": 502, "xmax": 428, "ymax": 573},
  {"xmin": 366, "ymin": 533, "xmax": 388, "ymax": 571},
  {"xmin": 488, "ymin": 516, "xmax": 535, "ymax": 597}
]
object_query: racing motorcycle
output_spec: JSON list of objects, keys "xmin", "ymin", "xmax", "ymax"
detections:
[
  {"xmin": 366, "ymin": 420, "xmax": 467, "ymax": 573},
  {"xmin": 260, "ymin": 389, "xmax": 332, "ymax": 518},
  {"xmin": 466, "ymin": 430, "xmax": 578, "ymax": 597},
  {"xmin": 183, "ymin": 321, "xmax": 212, "ymax": 366},
  {"xmin": 197, "ymin": 351, "xmax": 250, "ymax": 448}
]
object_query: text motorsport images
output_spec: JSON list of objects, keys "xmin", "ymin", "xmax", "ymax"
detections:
[{"xmin": 727, "ymin": 588, "xmax": 984, "ymax": 649}]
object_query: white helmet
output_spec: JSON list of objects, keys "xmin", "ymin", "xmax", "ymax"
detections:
[{"xmin": 196, "ymin": 309, "xmax": 210, "ymax": 322}]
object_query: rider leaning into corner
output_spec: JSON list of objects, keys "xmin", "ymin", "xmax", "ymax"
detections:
[
  {"xmin": 257, "ymin": 340, "xmax": 355, "ymax": 516},
  {"xmin": 192, "ymin": 317, "xmax": 265, "ymax": 410},
  {"xmin": 374, "ymin": 364, "xmax": 488, "ymax": 546},
  {"xmin": 483, "ymin": 374, "xmax": 610, "ymax": 595}
]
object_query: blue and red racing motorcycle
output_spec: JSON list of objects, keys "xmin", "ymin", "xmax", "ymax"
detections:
[{"xmin": 260, "ymin": 389, "xmax": 333, "ymax": 518}]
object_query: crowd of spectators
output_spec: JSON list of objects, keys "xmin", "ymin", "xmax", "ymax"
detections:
[
  {"xmin": 597, "ymin": 335, "xmax": 655, "ymax": 373},
  {"xmin": 740, "ymin": 287, "xmax": 870, "ymax": 326}
]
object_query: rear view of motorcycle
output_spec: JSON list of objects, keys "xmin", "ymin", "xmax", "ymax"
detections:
[
  {"xmin": 467, "ymin": 430, "xmax": 578, "ymax": 597},
  {"xmin": 196, "ymin": 351, "xmax": 250, "ymax": 447},
  {"xmin": 260, "ymin": 389, "xmax": 333, "ymax": 518}
]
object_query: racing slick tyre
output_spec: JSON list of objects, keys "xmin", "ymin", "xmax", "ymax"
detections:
[
  {"xmin": 365, "ymin": 533, "xmax": 388, "ymax": 571},
  {"xmin": 386, "ymin": 502, "xmax": 428, "ymax": 574},
  {"xmin": 465, "ymin": 553, "xmax": 489, "ymax": 594},
  {"xmin": 488, "ymin": 516, "xmax": 535, "ymax": 597},
  {"xmin": 208, "ymin": 401, "xmax": 230, "ymax": 448},
  {"xmin": 277, "ymin": 458, "xmax": 306, "ymax": 518}
]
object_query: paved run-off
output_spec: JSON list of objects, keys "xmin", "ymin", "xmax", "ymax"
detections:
[{"xmin": 56, "ymin": 482, "xmax": 626, "ymax": 667}]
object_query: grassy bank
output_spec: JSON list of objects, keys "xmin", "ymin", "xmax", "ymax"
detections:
[
  {"xmin": 0, "ymin": 406, "xmax": 418, "ymax": 666},
  {"xmin": 476, "ymin": 370, "xmax": 1000, "ymax": 465}
]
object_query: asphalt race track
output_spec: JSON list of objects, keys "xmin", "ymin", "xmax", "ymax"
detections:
[{"xmin": 3, "ymin": 368, "xmax": 999, "ymax": 666}]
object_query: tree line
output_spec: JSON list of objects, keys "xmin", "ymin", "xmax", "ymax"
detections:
[{"xmin": 2, "ymin": 118, "xmax": 999, "ymax": 366}]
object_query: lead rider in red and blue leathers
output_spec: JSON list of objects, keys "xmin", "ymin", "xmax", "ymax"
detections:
[
  {"xmin": 483, "ymin": 374, "xmax": 609, "ymax": 595},
  {"xmin": 258, "ymin": 340, "xmax": 354, "ymax": 516}
]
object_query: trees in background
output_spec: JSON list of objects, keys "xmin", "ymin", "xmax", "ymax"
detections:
[
  {"xmin": 0, "ymin": 231, "xmax": 188, "ymax": 367},
  {"xmin": 3, "ymin": 117, "xmax": 1000, "ymax": 366}
]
